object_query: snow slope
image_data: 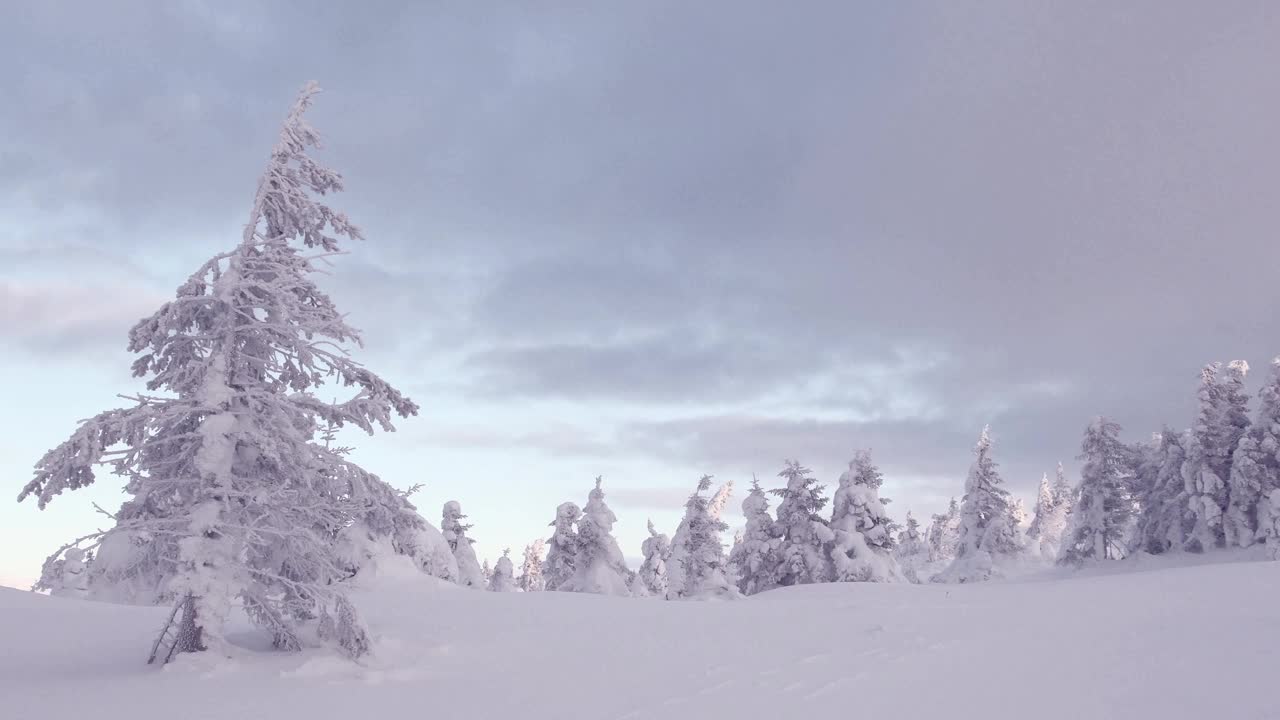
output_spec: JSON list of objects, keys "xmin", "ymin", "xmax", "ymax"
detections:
[{"xmin": 3, "ymin": 555, "xmax": 1277, "ymax": 720}]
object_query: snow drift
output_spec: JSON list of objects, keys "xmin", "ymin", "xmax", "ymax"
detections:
[{"xmin": 3, "ymin": 553, "xmax": 1277, "ymax": 720}]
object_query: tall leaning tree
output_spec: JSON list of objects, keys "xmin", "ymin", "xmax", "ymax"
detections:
[{"xmin": 18, "ymin": 83, "xmax": 418, "ymax": 660}]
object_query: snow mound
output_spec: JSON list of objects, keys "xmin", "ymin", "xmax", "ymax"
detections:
[{"xmin": 3, "ymin": 555, "xmax": 1278, "ymax": 719}]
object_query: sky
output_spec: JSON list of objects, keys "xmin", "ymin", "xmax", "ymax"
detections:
[{"xmin": 3, "ymin": 1, "xmax": 1280, "ymax": 588}]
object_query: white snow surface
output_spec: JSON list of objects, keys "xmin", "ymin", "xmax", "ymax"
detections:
[{"xmin": 3, "ymin": 553, "xmax": 1277, "ymax": 719}]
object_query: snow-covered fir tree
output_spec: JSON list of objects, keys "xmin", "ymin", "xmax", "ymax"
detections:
[
  {"xmin": 1130, "ymin": 428, "xmax": 1192, "ymax": 555},
  {"xmin": 771, "ymin": 460, "xmax": 835, "ymax": 586},
  {"xmin": 518, "ymin": 539, "xmax": 546, "ymax": 592},
  {"xmin": 708, "ymin": 479, "xmax": 734, "ymax": 521},
  {"xmin": 926, "ymin": 497, "xmax": 962, "ymax": 564},
  {"xmin": 1026, "ymin": 473, "xmax": 1055, "ymax": 543},
  {"xmin": 17, "ymin": 83, "xmax": 417, "ymax": 659},
  {"xmin": 829, "ymin": 451, "xmax": 905, "ymax": 583},
  {"xmin": 666, "ymin": 476, "xmax": 740, "ymax": 600},
  {"xmin": 726, "ymin": 478, "xmax": 781, "ymax": 596},
  {"xmin": 543, "ymin": 502, "xmax": 581, "ymax": 592},
  {"xmin": 1226, "ymin": 359, "xmax": 1280, "ymax": 551},
  {"xmin": 488, "ymin": 549, "xmax": 516, "ymax": 592},
  {"xmin": 563, "ymin": 477, "xmax": 633, "ymax": 595},
  {"xmin": 481, "ymin": 559, "xmax": 493, "ymax": 586},
  {"xmin": 1060, "ymin": 418, "xmax": 1135, "ymax": 564},
  {"xmin": 631, "ymin": 519, "xmax": 670, "ymax": 598},
  {"xmin": 42, "ymin": 547, "xmax": 91, "ymax": 599},
  {"xmin": 1010, "ymin": 498, "xmax": 1029, "ymax": 529},
  {"xmin": 893, "ymin": 511, "xmax": 929, "ymax": 583},
  {"xmin": 1023, "ymin": 465, "xmax": 1071, "ymax": 561},
  {"xmin": 1182, "ymin": 361, "xmax": 1250, "ymax": 552},
  {"xmin": 933, "ymin": 427, "xmax": 1022, "ymax": 583},
  {"xmin": 442, "ymin": 501, "xmax": 485, "ymax": 588}
]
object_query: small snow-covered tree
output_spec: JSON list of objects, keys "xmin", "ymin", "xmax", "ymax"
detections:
[
  {"xmin": 927, "ymin": 497, "xmax": 962, "ymax": 563},
  {"xmin": 933, "ymin": 427, "xmax": 1022, "ymax": 583},
  {"xmin": 563, "ymin": 477, "xmax": 633, "ymax": 595},
  {"xmin": 1060, "ymin": 418, "xmax": 1135, "ymax": 564},
  {"xmin": 41, "ymin": 547, "xmax": 92, "ymax": 599},
  {"xmin": 894, "ymin": 512, "xmax": 929, "ymax": 582},
  {"xmin": 631, "ymin": 520, "xmax": 670, "ymax": 598},
  {"xmin": 442, "ymin": 501, "xmax": 485, "ymax": 588},
  {"xmin": 481, "ymin": 559, "xmax": 493, "ymax": 585},
  {"xmin": 666, "ymin": 476, "xmax": 740, "ymax": 600},
  {"xmin": 1182, "ymin": 362, "xmax": 1250, "ymax": 552},
  {"xmin": 1226, "ymin": 359, "xmax": 1280, "ymax": 549},
  {"xmin": 726, "ymin": 477, "xmax": 781, "ymax": 596},
  {"xmin": 1026, "ymin": 474, "xmax": 1055, "ymax": 542},
  {"xmin": 708, "ymin": 480, "xmax": 734, "ymax": 521},
  {"xmin": 544, "ymin": 502, "xmax": 581, "ymax": 592},
  {"xmin": 771, "ymin": 460, "xmax": 834, "ymax": 586},
  {"xmin": 488, "ymin": 549, "xmax": 516, "ymax": 592},
  {"xmin": 1010, "ymin": 498, "xmax": 1029, "ymax": 529},
  {"xmin": 17, "ymin": 83, "xmax": 416, "ymax": 659},
  {"xmin": 518, "ymin": 539, "xmax": 546, "ymax": 592},
  {"xmin": 829, "ymin": 451, "xmax": 905, "ymax": 583},
  {"xmin": 1130, "ymin": 428, "xmax": 1192, "ymax": 555}
]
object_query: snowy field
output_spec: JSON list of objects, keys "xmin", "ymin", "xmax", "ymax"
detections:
[{"xmin": 4, "ymin": 553, "xmax": 1276, "ymax": 720}]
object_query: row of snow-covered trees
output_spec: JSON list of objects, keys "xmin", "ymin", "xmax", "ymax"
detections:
[
  {"xmin": 463, "ymin": 359, "xmax": 1280, "ymax": 596},
  {"xmin": 1062, "ymin": 360, "xmax": 1280, "ymax": 564}
]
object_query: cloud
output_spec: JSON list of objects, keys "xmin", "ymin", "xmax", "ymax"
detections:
[{"xmin": 0, "ymin": 281, "xmax": 166, "ymax": 354}]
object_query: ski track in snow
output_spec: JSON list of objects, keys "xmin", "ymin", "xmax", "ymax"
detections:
[{"xmin": 3, "ymin": 554, "xmax": 1279, "ymax": 720}]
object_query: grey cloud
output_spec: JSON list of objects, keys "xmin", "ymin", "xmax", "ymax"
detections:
[{"xmin": 4, "ymin": 1, "xmax": 1280, "ymax": 505}]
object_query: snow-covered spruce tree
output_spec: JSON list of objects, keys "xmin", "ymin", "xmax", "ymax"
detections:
[
  {"xmin": 726, "ymin": 477, "xmax": 781, "ymax": 596},
  {"xmin": 488, "ymin": 549, "xmax": 516, "ymax": 592},
  {"xmin": 771, "ymin": 460, "xmax": 835, "ymax": 586},
  {"xmin": 543, "ymin": 502, "xmax": 581, "ymax": 592},
  {"xmin": 1026, "ymin": 473, "xmax": 1055, "ymax": 543},
  {"xmin": 1226, "ymin": 359, "xmax": 1280, "ymax": 549},
  {"xmin": 708, "ymin": 479, "xmax": 734, "ymax": 521},
  {"xmin": 481, "ymin": 559, "xmax": 493, "ymax": 585},
  {"xmin": 926, "ymin": 497, "xmax": 962, "ymax": 564},
  {"xmin": 518, "ymin": 539, "xmax": 546, "ymax": 592},
  {"xmin": 631, "ymin": 519, "xmax": 670, "ymax": 598},
  {"xmin": 563, "ymin": 477, "xmax": 633, "ymax": 595},
  {"xmin": 18, "ymin": 83, "xmax": 417, "ymax": 659},
  {"xmin": 1060, "ymin": 417, "xmax": 1135, "ymax": 564},
  {"xmin": 1182, "ymin": 362, "xmax": 1250, "ymax": 552},
  {"xmin": 829, "ymin": 451, "xmax": 905, "ymax": 583},
  {"xmin": 1129, "ymin": 428, "xmax": 1192, "ymax": 555},
  {"xmin": 893, "ymin": 511, "xmax": 929, "ymax": 583},
  {"xmin": 41, "ymin": 547, "xmax": 92, "ymax": 599},
  {"xmin": 1010, "ymin": 498, "xmax": 1029, "ymax": 529},
  {"xmin": 442, "ymin": 501, "xmax": 485, "ymax": 588},
  {"xmin": 932, "ymin": 427, "xmax": 1022, "ymax": 583},
  {"xmin": 666, "ymin": 476, "xmax": 740, "ymax": 600}
]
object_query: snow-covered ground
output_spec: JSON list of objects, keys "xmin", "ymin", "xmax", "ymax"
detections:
[{"xmin": 4, "ymin": 554, "xmax": 1277, "ymax": 720}]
